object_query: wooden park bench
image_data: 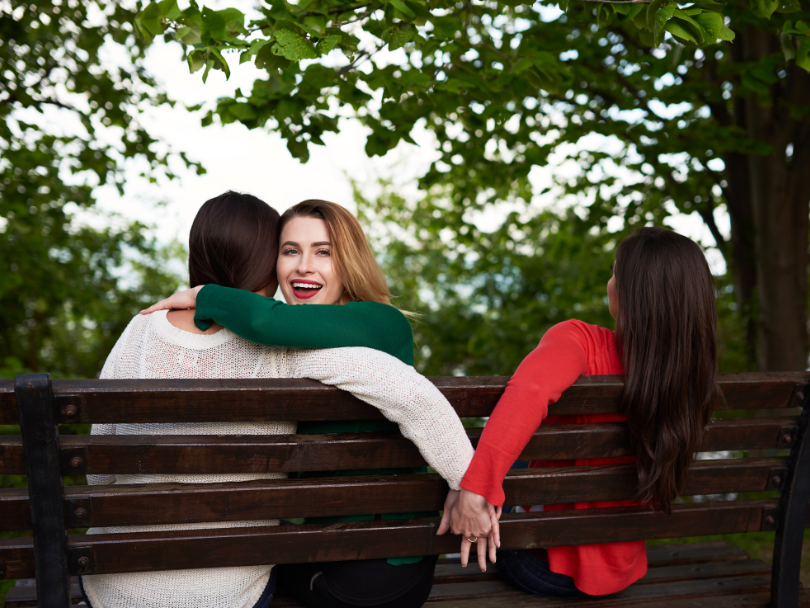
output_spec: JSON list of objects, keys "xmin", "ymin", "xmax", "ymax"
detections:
[{"xmin": 0, "ymin": 372, "xmax": 808, "ymax": 608}]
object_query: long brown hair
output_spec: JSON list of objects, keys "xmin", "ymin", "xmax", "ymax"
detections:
[
  {"xmin": 279, "ymin": 200, "xmax": 406, "ymax": 312},
  {"xmin": 189, "ymin": 191, "xmax": 279, "ymax": 292},
  {"xmin": 614, "ymin": 227, "xmax": 722, "ymax": 513}
]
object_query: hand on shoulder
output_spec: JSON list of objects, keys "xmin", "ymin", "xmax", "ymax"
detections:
[{"xmin": 141, "ymin": 285, "xmax": 204, "ymax": 315}]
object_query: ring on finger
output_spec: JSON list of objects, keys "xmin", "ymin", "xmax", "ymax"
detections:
[{"xmin": 467, "ymin": 537, "xmax": 478, "ymax": 543}]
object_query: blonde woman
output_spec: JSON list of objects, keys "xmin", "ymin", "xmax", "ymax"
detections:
[{"xmin": 141, "ymin": 200, "xmax": 498, "ymax": 607}]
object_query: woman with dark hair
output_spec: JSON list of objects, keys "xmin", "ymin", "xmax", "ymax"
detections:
[
  {"xmin": 83, "ymin": 193, "xmax": 485, "ymax": 608},
  {"xmin": 444, "ymin": 227, "xmax": 721, "ymax": 597}
]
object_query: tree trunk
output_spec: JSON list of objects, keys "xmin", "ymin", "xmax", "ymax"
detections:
[{"xmin": 729, "ymin": 27, "xmax": 810, "ymax": 372}]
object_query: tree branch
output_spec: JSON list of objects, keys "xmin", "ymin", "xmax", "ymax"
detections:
[{"xmin": 697, "ymin": 197, "xmax": 728, "ymax": 251}]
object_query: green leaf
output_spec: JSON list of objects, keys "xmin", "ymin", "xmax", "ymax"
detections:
[
  {"xmin": 750, "ymin": 62, "xmax": 777, "ymax": 83},
  {"xmin": 229, "ymin": 102, "xmax": 257, "ymax": 120},
  {"xmin": 751, "ymin": 0, "xmax": 779, "ymax": 19},
  {"xmin": 797, "ymin": 37, "xmax": 810, "ymax": 72},
  {"xmin": 646, "ymin": 0, "xmax": 663, "ymax": 31},
  {"xmin": 287, "ymin": 138, "xmax": 310, "ymax": 162},
  {"xmin": 158, "ymin": 0, "xmax": 182, "ymax": 21},
  {"xmin": 671, "ymin": 10, "xmax": 706, "ymax": 44},
  {"xmin": 136, "ymin": 3, "xmax": 164, "ymax": 37},
  {"xmin": 695, "ymin": 12, "xmax": 734, "ymax": 42},
  {"xmin": 201, "ymin": 7, "xmax": 225, "ymax": 40},
  {"xmin": 241, "ymin": 38, "xmax": 271, "ymax": 64},
  {"xmin": 273, "ymin": 29, "xmax": 317, "ymax": 61},
  {"xmin": 219, "ymin": 8, "xmax": 247, "ymax": 34},
  {"xmin": 404, "ymin": 0, "xmax": 432, "ymax": 20},
  {"xmin": 667, "ymin": 20, "xmax": 697, "ymax": 44},
  {"xmin": 654, "ymin": 5, "xmax": 677, "ymax": 45},
  {"xmin": 389, "ymin": 29, "xmax": 415, "ymax": 50},
  {"xmin": 178, "ymin": 20, "xmax": 202, "ymax": 44},
  {"xmin": 389, "ymin": 0, "xmax": 416, "ymax": 18},
  {"xmin": 776, "ymin": 0, "xmax": 802, "ymax": 13},
  {"xmin": 781, "ymin": 31, "xmax": 796, "ymax": 61},
  {"xmin": 317, "ymin": 34, "xmax": 342, "ymax": 55},
  {"xmin": 740, "ymin": 73, "xmax": 770, "ymax": 95},
  {"xmin": 597, "ymin": 4, "xmax": 612, "ymax": 28},
  {"xmin": 612, "ymin": 3, "xmax": 634, "ymax": 16},
  {"xmin": 209, "ymin": 46, "xmax": 230, "ymax": 79},
  {"xmin": 202, "ymin": 59, "xmax": 215, "ymax": 83},
  {"xmin": 256, "ymin": 43, "xmax": 291, "ymax": 71},
  {"xmin": 187, "ymin": 50, "xmax": 206, "ymax": 73}
]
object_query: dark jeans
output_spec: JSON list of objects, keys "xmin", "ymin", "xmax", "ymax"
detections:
[
  {"xmin": 497, "ymin": 550, "xmax": 586, "ymax": 598},
  {"xmin": 277, "ymin": 555, "xmax": 438, "ymax": 608},
  {"xmin": 79, "ymin": 565, "xmax": 278, "ymax": 608}
]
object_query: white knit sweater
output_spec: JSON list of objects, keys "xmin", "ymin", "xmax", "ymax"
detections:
[{"xmin": 81, "ymin": 311, "xmax": 474, "ymax": 608}]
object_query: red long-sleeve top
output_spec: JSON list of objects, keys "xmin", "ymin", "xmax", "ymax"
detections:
[{"xmin": 460, "ymin": 319, "xmax": 647, "ymax": 596}]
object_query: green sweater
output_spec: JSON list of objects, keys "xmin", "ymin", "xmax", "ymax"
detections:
[
  {"xmin": 194, "ymin": 285, "xmax": 414, "ymax": 365},
  {"xmin": 194, "ymin": 285, "xmax": 430, "ymax": 565}
]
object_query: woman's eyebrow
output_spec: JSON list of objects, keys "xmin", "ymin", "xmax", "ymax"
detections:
[
  {"xmin": 311, "ymin": 241, "xmax": 331, "ymax": 247},
  {"xmin": 280, "ymin": 241, "xmax": 299, "ymax": 248}
]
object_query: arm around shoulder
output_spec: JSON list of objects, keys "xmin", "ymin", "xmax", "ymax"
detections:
[{"xmin": 287, "ymin": 346, "xmax": 472, "ymax": 489}]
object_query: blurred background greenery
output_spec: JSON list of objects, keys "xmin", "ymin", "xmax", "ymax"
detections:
[{"xmin": 2, "ymin": 0, "xmax": 809, "ymax": 598}]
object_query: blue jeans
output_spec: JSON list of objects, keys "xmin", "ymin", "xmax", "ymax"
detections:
[
  {"xmin": 497, "ymin": 550, "xmax": 586, "ymax": 598},
  {"xmin": 80, "ymin": 565, "xmax": 278, "ymax": 608}
]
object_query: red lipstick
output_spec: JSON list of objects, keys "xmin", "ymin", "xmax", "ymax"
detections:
[{"xmin": 290, "ymin": 279, "xmax": 323, "ymax": 300}]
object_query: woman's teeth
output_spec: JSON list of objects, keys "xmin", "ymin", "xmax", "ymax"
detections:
[{"xmin": 293, "ymin": 282, "xmax": 322, "ymax": 290}]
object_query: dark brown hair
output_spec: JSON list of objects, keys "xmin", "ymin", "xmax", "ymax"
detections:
[
  {"xmin": 614, "ymin": 227, "xmax": 722, "ymax": 513},
  {"xmin": 188, "ymin": 191, "xmax": 279, "ymax": 292}
]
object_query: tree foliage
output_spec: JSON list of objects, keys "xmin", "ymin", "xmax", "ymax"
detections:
[
  {"xmin": 138, "ymin": 0, "xmax": 810, "ymax": 371},
  {"xmin": 0, "ymin": 0, "xmax": 194, "ymax": 378},
  {"xmin": 355, "ymin": 180, "xmax": 748, "ymax": 376}
]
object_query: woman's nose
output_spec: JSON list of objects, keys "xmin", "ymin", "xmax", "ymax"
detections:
[{"xmin": 297, "ymin": 255, "xmax": 313, "ymax": 274}]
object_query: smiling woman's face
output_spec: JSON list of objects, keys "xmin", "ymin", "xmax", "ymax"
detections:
[{"xmin": 277, "ymin": 216, "xmax": 345, "ymax": 305}]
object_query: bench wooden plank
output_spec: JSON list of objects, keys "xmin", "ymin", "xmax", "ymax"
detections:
[
  {"xmin": 2, "ymin": 544, "xmax": 750, "ymax": 606},
  {"xmin": 0, "ymin": 373, "xmax": 805, "ymax": 424},
  {"xmin": 0, "ymin": 458, "xmax": 786, "ymax": 531},
  {"xmin": 0, "ymin": 418, "xmax": 796, "ymax": 476},
  {"xmin": 431, "ymin": 555, "xmax": 770, "ymax": 587},
  {"xmin": 645, "ymin": 542, "xmax": 751, "ymax": 567},
  {"xmin": 0, "ymin": 499, "xmax": 781, "ymax": 579},
  {"xmin": 425, "ymin": 572, "xmax": 774, "ymax": 603},
  {"xmin": 418, "ymin": 590, "xmax": 810, "ymax": 608},
  {"xmin": 431, "ymin": 542, "xmax": 753, "ymax": 585}
]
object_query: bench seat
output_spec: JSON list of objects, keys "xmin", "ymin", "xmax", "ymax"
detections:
[{"xmin": 6, "ymin": 542, "xmax": 806, "ymax": 607}]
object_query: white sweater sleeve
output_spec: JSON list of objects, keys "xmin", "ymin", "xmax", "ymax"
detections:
[{"xmin": 286, "ymin": 347, "xmax": 474, "ymax": 490}]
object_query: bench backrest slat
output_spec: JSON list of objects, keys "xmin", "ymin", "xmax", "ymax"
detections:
[
  {"xmin": 0, "ymin": 499, "xmax": 780, "ymax": 580},
  {"xmin": 0, "ymin": 418, "xmax": 796, "ymax": 476},
  {"xmin": 0, "ymin": 373, "xmax": 805, "ymax": 424},
  {"xmin": 0, "ymin": 457, "xmax": 787, "ymax": 531}
]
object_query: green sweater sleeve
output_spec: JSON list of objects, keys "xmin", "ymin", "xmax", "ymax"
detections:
[{"xmin": 194, "ymin": 284, "xmax": 415, "ymax": 366}]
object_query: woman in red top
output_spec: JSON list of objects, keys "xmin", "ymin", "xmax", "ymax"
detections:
[{"xmin": 444, "ymin": 227, "xmax": 721, "ymax": 596}]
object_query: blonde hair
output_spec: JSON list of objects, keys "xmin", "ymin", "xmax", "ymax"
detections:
[{"xmin": 279, "ymin": 200, "xmax": 410, "ymax": 314}]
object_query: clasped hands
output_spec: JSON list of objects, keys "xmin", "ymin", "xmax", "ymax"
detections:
[{"xmin": 437, "ymin": 488, "xmax": 502, "ymax": 572}]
